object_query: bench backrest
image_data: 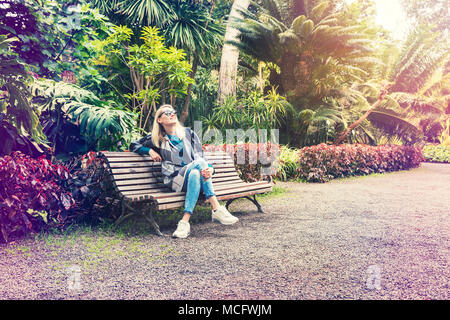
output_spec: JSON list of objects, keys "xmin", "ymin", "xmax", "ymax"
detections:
[{"xmin": 99, "ymin": 150, "xmax": 240, "ymax": 202}]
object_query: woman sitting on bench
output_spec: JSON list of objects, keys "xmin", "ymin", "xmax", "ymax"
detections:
[{"xmin": 130, "ymin": 104, "xmax": 239, "ymax": 238}]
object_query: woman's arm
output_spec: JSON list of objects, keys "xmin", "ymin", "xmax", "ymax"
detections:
[
  {"xmin": 190, "ymin": 128, "xmax": 215, "ymax": 175},
  {"xmin": 129, "ymin": 134, "xmax": 161, "ymax": 156}
]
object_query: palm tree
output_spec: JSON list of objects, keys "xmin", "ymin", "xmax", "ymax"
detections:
[
  {"xmin": 217, "ymin": 0, "xmax": 250, "ymax": 103},
  {"xmin": 163, "ymin": 0, "xmax": 224, "ymax": 123},
  {"xmin": 362, "ymin": 27, "xmax": 450, "ymax": 144},
  {"xmin": 229, "ymin": 0, "xmax": 381, "ymax": 146}
]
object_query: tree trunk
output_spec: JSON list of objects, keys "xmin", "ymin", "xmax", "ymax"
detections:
[
  {"xmin": 334, "ymin": 99, "xmax": 384, "ymax": 145},
  {"xmin": 180, "ymin": 57, "xmax": 199, "ymax": 124},
  {"xmin": 334, "ymin": 83, "xmax": 391, "ymax": 145},
  {"xmin": 217, "ymin": 0, "xmax": 250, "ymax": 104}
]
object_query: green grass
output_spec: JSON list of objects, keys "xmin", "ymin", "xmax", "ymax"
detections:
[{"xmin": 255, "ymin": 185, "xmax": 287, "ymax": 198}]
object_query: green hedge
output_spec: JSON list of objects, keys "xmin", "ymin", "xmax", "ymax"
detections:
[{"xmin": 423, "ymin": 145, "xmax": 450, "ymax": 163}]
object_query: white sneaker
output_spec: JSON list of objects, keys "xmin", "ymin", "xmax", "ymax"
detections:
[
  {"xmin": 212, "ymin": 205, "xmax": 239, "ymax": 225},
  {"xmin": 172, "ymin": 220, "xmax": 190, "ymax": 238}
]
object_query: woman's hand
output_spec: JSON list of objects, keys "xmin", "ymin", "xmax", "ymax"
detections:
[
  {"xmin": 149, "ymin": 148, "xmax": 162, "ymax": 162},
  {"xmin": 201, "ymin": 167, "xmax": 214, "ymax": 179}
]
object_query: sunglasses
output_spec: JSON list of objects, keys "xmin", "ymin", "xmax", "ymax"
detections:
[{"xmin": 159, "ymin": 109, "xmax": 177, "ymax": 118}]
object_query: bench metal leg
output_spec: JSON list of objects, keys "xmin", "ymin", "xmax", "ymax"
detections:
[
  {"xmin": 115, "ymin": 201, "xmax": 164, "ymax": 236},
  {"xmin": 143, "ymin": 203, "xmax": 164, "ymax": 237},
  {"xmin": 114, "ymin": 201, "xmax": 137, "ymax": 228},
  {"xmin": 225, "ymin": 194, "xmax": 264, "ymax": 213}
]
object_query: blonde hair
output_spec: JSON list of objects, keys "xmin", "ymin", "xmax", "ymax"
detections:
[{"xmin": 151, "ymin": 104, "xmax": 185, "ymax": 147}]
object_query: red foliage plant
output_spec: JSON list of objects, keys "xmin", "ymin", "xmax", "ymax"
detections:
[
  {"xmin": 0, "ymin": 151, "xmax": 76, "ymax": 242},
  {"xmin": 297, "ymin": 143, "xmax": 424, "ymax": 183}
]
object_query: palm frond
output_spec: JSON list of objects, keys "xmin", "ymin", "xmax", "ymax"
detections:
[
  {"xmin": 118, "ymin": 0, "xmax": 175, "ymax": 26},
  {"xmin": 367, "ymin": 109, "xmax": 423, "ymax": 143}
]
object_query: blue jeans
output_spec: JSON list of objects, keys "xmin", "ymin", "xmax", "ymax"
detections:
[{"xmin": 182, "ymin": 158, "xmax": 216, "ymax": 215}]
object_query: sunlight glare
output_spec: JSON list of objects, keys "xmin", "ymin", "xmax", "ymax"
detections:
[{"xmin": 345, "ymin": 0, "xmax": 411, "ymax": 40}]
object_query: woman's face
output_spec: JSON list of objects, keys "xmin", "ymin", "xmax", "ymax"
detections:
[{"xmin": 157, "ymin": 107, "xmax": 178, "ymax": 126}]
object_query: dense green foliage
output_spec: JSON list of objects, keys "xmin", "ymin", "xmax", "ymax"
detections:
[
  {"xmin": 422, "ymin": 145, "xmax": 450, "ymax": 163},
  {"xmin": 230, "ymin": 0, "xmax": 449, "ymax": 147}
]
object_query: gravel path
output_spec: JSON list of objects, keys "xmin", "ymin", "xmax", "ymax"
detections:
[{"xmin": 1, "ymin": 162, "xmax": 449, "ymax": 300}]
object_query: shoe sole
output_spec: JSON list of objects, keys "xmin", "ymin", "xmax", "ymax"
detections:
[
  {"xmin": 212, "ymin": 217, "xmax": 239, "ymax": 225},
  {"xmin": 172, "ymin": 231, "xmax": 190, "ymax": 239}
]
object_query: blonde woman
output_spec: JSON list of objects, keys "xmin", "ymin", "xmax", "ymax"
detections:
[{"xmin": 130, "ymin": 104, "xmax": 239, "ymax": 238}]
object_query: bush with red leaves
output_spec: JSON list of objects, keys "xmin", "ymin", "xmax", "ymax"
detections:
[
  {"xmin": 0, "ymin": 152, "xmax": 76, "ymax": 242},
  {"xmin": 296, "ymin": 143, "xmax": 424, "ymax": 183}
]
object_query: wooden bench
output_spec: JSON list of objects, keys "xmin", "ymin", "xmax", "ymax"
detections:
[{"xmin": 98, "ymin": 150, "xmax": 274, "ymax": 236}]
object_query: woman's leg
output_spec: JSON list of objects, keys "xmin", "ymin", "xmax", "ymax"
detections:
[
  {"xmin": 181, "ymin": 158, "xmax": 227, "ymax": 219},
  {"xmin": 199, "ymin": 174, "xmax": 219, "ymax": 210},
  {"xmin": 182, "ymin": 168, "xmax": 202, "ymax": 222}
]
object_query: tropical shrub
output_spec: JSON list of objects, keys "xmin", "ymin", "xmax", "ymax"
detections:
[
  {"xmin": 0, "ymin": 152, "xmax": 75, "ymax": 242},
  {"xmin": 61, "ymin": 151, "xmax": 119, "ymax": 225},
  {"xmin": 0, "ymin": 0, "xmax": 113, "ymax": 78},
  {"xmin": 31, "ymin": 78, "xmax": 139, "ymax": 154},
  {"xmin": 0, "ymin": 34, "xmax": 47, "ymax": 147},
  {"xmin": 422, "ymin": 145, "xmax": 450, "ymax": 163},
  {"xmin": 202, "ymin": 88, "xmax": 293, "ymax": 140},
  {"xmin": 296, "ymin": 143, "xmax": 424, "ymax": 183},
  {"xmin": 97, "ymin": 25, "xmax": 194, "ymax": 132},
  {"xmin": 275, "ymin": 145, "xmax": 300, "ymax": 181}
]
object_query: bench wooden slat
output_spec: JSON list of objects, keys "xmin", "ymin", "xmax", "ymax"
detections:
[
  {"xmin": 210, "ymin": 176, "xmax": 242, "ymax": 183},
  {"xmin": 111, "ymin": 172, "xmax": 162, "ymax": 180},
  {"xmin": 122, "ymin": 188, "xmax": 174, "ymax": 196},
  {"xmin": 105, "ymin": 155, "xmax": 233, "ymax": 163},
  {"xmin": 113, "ymin": 174, "xmax": 244, "ymax": 187},
  {"xmin": 114, "ymin": 177, "xmax": 244, "ymax": 196},
  {"xmin": 107, "ymin": 162, "xmax": 234, "ymax": 170},
  {"xmin": 216, "ymin": 187, "xmax": 272, "ymax": 201},
  {"xmin": 154, "ymin": 182, "xmax": 272, "ymax": 204},
  {"xmin": 212, "ymin": 178, "xmax": 245, "ymax": 186},
  {"xmin": 102, "ymin": 151, "xmax": 231, "ymax": 157},
  {"xmin": 155, "ymin": 187, "xmax": 272, "ymax": 210},
  {"xmin": 116, "ymin": 183, "xmax": 168, "ymax": 192},
  {"xmin": 204, "ymin": 155, "xmax": 233, "ymax": 160},
  {"xmin": 114, "ymin": 177, "xmax": 161, "ymax": 186},
  {"xmin": 116, "ymin": 178, "xmax": 244, "ymax": 192},
  {"xmin": 111, "ymin": 167, "xmax": 162, "ymax": 174},
  {"xmin": 120, "ymin": 179, "xmax": 262, "ymax": 199},
  {"xmin": 148, "ymin": 181, "xmax": 266, "ymax": 201},
  {"xmin": 108, "ymin": 157, "xmax": 234, "ymax": 167},
  {"xmin": 107, "ymin": 162, "xmax": 161, "ymax": 169},
  {"xmin": 112, "ymin": 171, "xmax": 238, "ymax": 182},
  {"xmin": 110, "ymin": 166, "xmax": 235, "ymax": 175},
  {"xmin": 107, "ymin": 156, "xmax": 160, "ymax": 163}
]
